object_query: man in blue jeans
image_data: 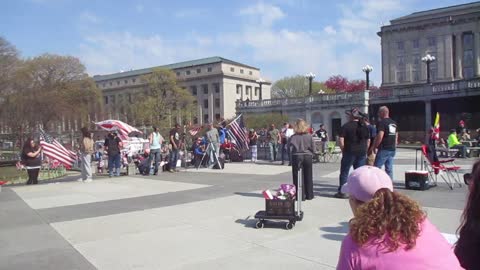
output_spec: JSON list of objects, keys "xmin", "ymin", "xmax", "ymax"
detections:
[
  {"xmin": 335, "ymin": 108, "xmax": 370, "ymax": 198},
  {"xmin": 104, "ymin": 132, "xmax": 122, "ymax": 177},
  {"xmin": 169, "ymin": 124, "xmax": 181, "ymax": 173},
  {"xmin": 370, "ymin": 106, "xmax": 398, "ymax": 180}
]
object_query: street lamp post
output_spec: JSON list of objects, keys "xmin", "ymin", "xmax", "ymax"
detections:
[
  {"xmin": 305, "ymin": 72, "xmax": 316, "ymax": 96},
  {"xmin": 422, "ymin": 54, "xmax": 436, "ymax": 84},
  {"xmin": 256, "ymin": 78, "xmax": 266, "ymax": 100},
  {"xmin": 362, "ymin": 65, "xmax": 373, "ymax": 90}
]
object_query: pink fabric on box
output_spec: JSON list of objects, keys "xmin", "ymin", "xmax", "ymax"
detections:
[{"xmin": 337, "ymin": 219, "xmax": 462, "ymax": 270}]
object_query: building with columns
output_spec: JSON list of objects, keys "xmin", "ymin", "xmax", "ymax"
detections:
[
  {"xmin": 237, "ymin": 2, "xmax": 480, "ymax": 141},
  {"xmin": 93, "ymin": 57, "xmax": 271, "ymax": 125}
]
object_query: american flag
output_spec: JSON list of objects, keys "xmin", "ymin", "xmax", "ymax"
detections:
[
  {"xmin": 228, "ymin": 115, "xmax": 249, "ymax": 150},
  {"xmin": 188, "ymin": 125, "xmax": 202, "ymax": 136},
  {"xmin": 39, "ymin": 128, "xmax": 77, "ymax": 169},
  {"xmin": 95, "ymin": 120, "xmax": 141, "ymax": 140}
]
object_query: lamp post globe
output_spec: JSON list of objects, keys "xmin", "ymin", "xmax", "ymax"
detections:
[
  {"xmin": 422, "ymin": 54, "xmax": 436, "ymax": 84},
  {"xmin": 305, "ymin": 72, "xmax": 316, "ymax": 96},
  {"xmin": 362, "ymin": 65, "xmax": 373, "ymax": 90},
  {"xmin": 255, "ymin": 78, "xmax": 266, "ymax": 100}
]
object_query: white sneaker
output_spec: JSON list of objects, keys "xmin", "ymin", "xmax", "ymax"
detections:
[{"xmin": 84, "ymin": 179, "xmax": 93, "ymax": 183}]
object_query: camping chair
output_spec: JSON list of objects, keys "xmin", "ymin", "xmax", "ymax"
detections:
[
  {"xmin": 325, "ymin": 141, "xmax": 342, "ymax": 162},
  {"xmin": 421, "ymin": 145, "xmax": 462, "ymax": 190}
]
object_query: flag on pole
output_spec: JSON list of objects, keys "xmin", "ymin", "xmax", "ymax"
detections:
[
  {"xmin": 39, "ymin": 128, "xmax": 77, "ymax": 168},
  {"xmin": 95, "ymin": 120, "xmax": 141, "ymax": 140},
  {"xmin": 227, "ymin": 115, "xmax": 249, "ymax": 150},
  {"xmin": 433, "ymin": 112, "xmax": 440, "ymax": 140},
  {"xmin": 188, "ymin": 126, "xmax": 202, "ymax": 136}
]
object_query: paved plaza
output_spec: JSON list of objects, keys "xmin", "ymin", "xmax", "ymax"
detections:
[{"xmin": 0, "ymin": 149, "xmax": 473, "ymax": 269}]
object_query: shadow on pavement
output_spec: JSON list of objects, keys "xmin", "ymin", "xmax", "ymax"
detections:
[
  {"xmin": 319, "ymin": 221, "xmax": 349, "ymax": 241},
  {"xmin": 234, "ymin": 192, "xmax": 264, "ymax": 198},
  {"xmin": 313, "ymin": 182, "xmax": 338, "ymax": 198}
]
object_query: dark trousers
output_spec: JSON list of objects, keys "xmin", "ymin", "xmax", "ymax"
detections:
[
  {"xmin": 147, "ymin": 149, "xmax": 161, "ymax": 174},
  {"xmin": 339, "ymin": 152, "xmax": 366, "ymax": 192},
  {"xmin": 26, "ymin": 168, "xmax": 40, "ymax": 185},
  {"xmin": 292, "ymin": 154, "xmax": 313, "ymax": 200}
]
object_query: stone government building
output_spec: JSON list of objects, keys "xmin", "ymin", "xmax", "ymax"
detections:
[
  {"xmin": 237, "ymin": 2, "xmax": 480, "ymax": 141},
  {"xmin": 93, "ymin": 57, "xmax": 271, "ymax": 125}
]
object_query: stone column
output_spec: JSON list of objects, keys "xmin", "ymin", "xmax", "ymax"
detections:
[
  {"xmin": 444, "ymin": 35, "xmax": 454, "ymax": 80},
  {"xmin": 198, "ymin": 104, "xmax": 203, "ymax": 125},
  {"xmin": 425, "ymin": 99, "xmax": 432, "ymax": 132},
  {"xmin": 209, "ymin": 89, "xmax": 214, "ymax": 123},
  {"xmin": 455, "ymin": 33, "xmax": 463, "ymax": 79},
  {"xmin": 476, "ymin": 32, "xmax": 480, "ymax": 76}
]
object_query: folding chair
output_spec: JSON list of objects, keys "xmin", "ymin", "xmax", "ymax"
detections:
[{"xmin": 421, "ymin": 145, "xmax": 462, "ymax": 190}]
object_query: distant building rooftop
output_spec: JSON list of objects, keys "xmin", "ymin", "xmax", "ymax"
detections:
[
  {"xmin": 390, "ymin": 1, "xmax": 480, "ymax": 24},
  {"xmin": 93, "ymin": 56, "xmax": 259, "ymax": 82}
]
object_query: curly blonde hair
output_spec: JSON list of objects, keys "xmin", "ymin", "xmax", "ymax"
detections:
[
  {"xmin": 294, "ymin": 119, "xmax": 309, "ymax": 134},
  {"xmin": 349, "ymin": 188, "xmax": 425, "ymax": 251}
]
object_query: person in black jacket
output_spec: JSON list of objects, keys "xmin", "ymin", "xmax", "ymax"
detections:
[
  {"xmin": 455, "ymin": 160, "xmax": 480, "ymax": 270},
  {"xmin": 21, "ymin": 138, "xmax": 42, "ymax": 185}
]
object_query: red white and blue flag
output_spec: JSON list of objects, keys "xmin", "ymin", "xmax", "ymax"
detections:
[
  {"xmin": 39, "ymin": 128, "xmax": 77, "ymax": 169},
  {"xmin": 95, "ymin": 120, "xmax": 141, "ymax": 140},
  {"xmin": 227, "ymin": 115, "xmax": 249, "ymax": 150}
]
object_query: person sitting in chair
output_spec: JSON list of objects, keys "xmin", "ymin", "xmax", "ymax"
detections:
[
  {"xmin": 448, "ymin": 129, "xmax": 468, "ymax": 158},
  {"xmin": 192, "ymin": 137, "xmax": 207, "ymax": 168},
  {"xmin": 220, "ymin": 138, "xmax": 233, "ymax": 161}
]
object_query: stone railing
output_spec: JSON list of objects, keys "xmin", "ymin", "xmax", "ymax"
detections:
[{"xmin": 237, "ymin": 91, "xmax": 366, "ymax": 109}]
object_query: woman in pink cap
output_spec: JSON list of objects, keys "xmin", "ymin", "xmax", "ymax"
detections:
[{"xmin": 337, "ymin": 166, "xmax": 462, "ymax": 270}]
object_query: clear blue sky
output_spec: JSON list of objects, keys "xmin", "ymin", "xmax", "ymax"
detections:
[{"xmin": 1, "ymin": 0, "xmax": 472, "ymax": 85}]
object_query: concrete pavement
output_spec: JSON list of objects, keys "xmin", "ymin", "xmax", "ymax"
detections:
[{"xmin": 0, "ymin": 149, "xmax": 472, "ymax": 269}]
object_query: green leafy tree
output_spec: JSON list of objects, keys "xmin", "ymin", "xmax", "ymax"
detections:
[
  {"xmin": 244, "ymin": 113, "xmax": 289, "ymax": 130},
  {"xmin": 0, "ymin": 37, "xmax": 20, "ymax": 95},
  {"xmin": 132, "ymin": 68, "xmax": 196, "ymax": 129},
  {"xmin": 272, "ymin": 75, "xmax": 335, "ymax": 98}
]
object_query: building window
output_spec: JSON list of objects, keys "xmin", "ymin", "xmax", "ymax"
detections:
[
  {"xmin": 249, "ymin": 71, "xmax": 253, "ymax": 75},
  {"xmin": 186, "ymin": 70, "xmax": 191, "ymax": 75},
  {"xmin": 203, "ymin": 114, "xmax": 209, "ymax": 123},
  {"xmin": 196, "ymin": 68, "xmax": 201, "ymax": 74},
  {"xmin": 255, "ymin": 87, "xmax": 259, "ymax": 96},
  {"xmin": 203, "ymin": 99, "xmax": 208, "ymax": 108},
  {"xmin": 104, "ymin": 96, "xmax": 108, "ymax": 104},
  {"xmin": 132, "ymin": 78, "xmax": 136, "ymax": 83},
  {"xmin": 207, "ymin": 67, "xmax": 212, "ymax": 72},
  {"xmin": 246, "ymin": 86, "xmax": 250, "ymax": 95},
  {"xmin": 193, "ymin": 117, "xmax": 198, "ymax": 124},
  {"xmin": 463, "ymin": 32, "xmax": 474, "ymax": 79},
  {"xmin": 124, "ymin": 80, "xmax": 128, "ymax": 84},
  {"xmin": 427, "ymin": 37, "xmax": 436, "ymax": 47},
  {"xmin": 111, "ymin": 95, "xmax": 116, "ymax": 104},
  {"xmin": 397, "ymin": 41, "xmax": 404, "ymax": 50},
  {"xmin": 176, "ymin": 72, "xmax": 180, "ymax": 76},
  {"xmin": 117, "ymin": 81, "xmax": 120, "ymax": 86},
  {"xmin": 412, "ymin": 70, "xmax": 420, "ymax": 81},
  {"xmin": 191, "ymin": 86, "xmax": 197, "ymax": 96},
  {"xmin": 215, "ymin": 114, "xmax": 221, "ymax": 121},
  {"xmin": 412, "ymin": 39, "xmax": 419, "ymax": 49},
  {"xmin": 396, "ymin": 71, "xmax": 406, "ymax": 82},
  {"xmin": 215, "ymin": 98, "xmax": 220, "ymax": 108},
  {"xmin": 413, "ymin": 54, "xmax": 420, "ymax": 65},
  {"xmin": 102, "ymin": 83, "xmax": 106, "ymax": 87},
  {"xmin": 397, "ymin": 55, "xmax": 405, "ymax": 67},
  {"xmin": 202, "ymin": 84, "xmax": 208, "ymax": 94},
  {"xmin": 240, "ymin": 69, "xmax": 244, "ymax": 74},
  {"xmin": 230, "ymin": 67, "xmax": 234, "ymax": 72},
  {"xmin": 109, "ymin": 82, "xmax": 113, "ymax": 86},
  {"xmin": 214, "ymin": 83, "xmax": 220, "ymax": 93}
]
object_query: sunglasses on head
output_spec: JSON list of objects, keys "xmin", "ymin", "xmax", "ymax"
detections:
[{"xmin": 464, "ymin": 173, "xmax": 472, "ymax": 185}]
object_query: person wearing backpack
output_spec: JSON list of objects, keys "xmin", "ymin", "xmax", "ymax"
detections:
[{"xmin": 104, "ymin": 132, "xmax": 122, "ymax": 177}]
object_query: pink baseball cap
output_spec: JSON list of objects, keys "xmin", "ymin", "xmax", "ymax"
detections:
[{"xmin": 341, "ymin": 166, "xmax": 393, "ymax": 202}]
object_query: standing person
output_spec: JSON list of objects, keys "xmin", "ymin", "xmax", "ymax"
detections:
[
  {"xmin": 365, "ymin": 118, "xmax": 377, "ymax": 166},
  {"xmin": 169, "ymin": 124, "xmax": 181, "ymax": 173},
  {"xmin": 335, "ymin": 108, "xmax": 370, "ymax": 199},
  {"xmin": 249, "ymin": 129, "xmax": 258, "ymax": 163},
  {"xmin": 337, "ymin": 166, "xmax": 462, "ymax": 270},
  {"xmin": 206, "ymin": 123, "xmax": 220, "ymax": 168},
  {"xmin": 104, "ymin": 132, "xmax": 122, "ymax": 177},
  {"xmin": 21, "ymin": 138, "xmax": 42, "ymax": 185},
  {"xmin": 147, "ymin": 127, "xmax": 164, "ymax": 175},
  {"xmin": 289, "ymin": 119, "xmax": 315, "ymax": 200},
  {"xmin": 371, "ymin": 106, "xmax": 398, "ymax": 180},
  {"xmin": 79, "ymin": 127, "xmax": 94, "ymax": 182},
  {"xmin": 286, "ymin": 124, "xmax": 295, "ymax": 166},
  {"xmin": 280, "ymin": 123, "xmax": 289, "ymax": 165},
  {"xmin": 268, "ymin": 124, "xmax": 280, "ymax": 162},
  {"xmin": 315, "ymin": 124, "xmax": 329, "ymax": 154},
  {"xmin": 455, "ymin": 160, "xmax": 480, "ymax": 270}
]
